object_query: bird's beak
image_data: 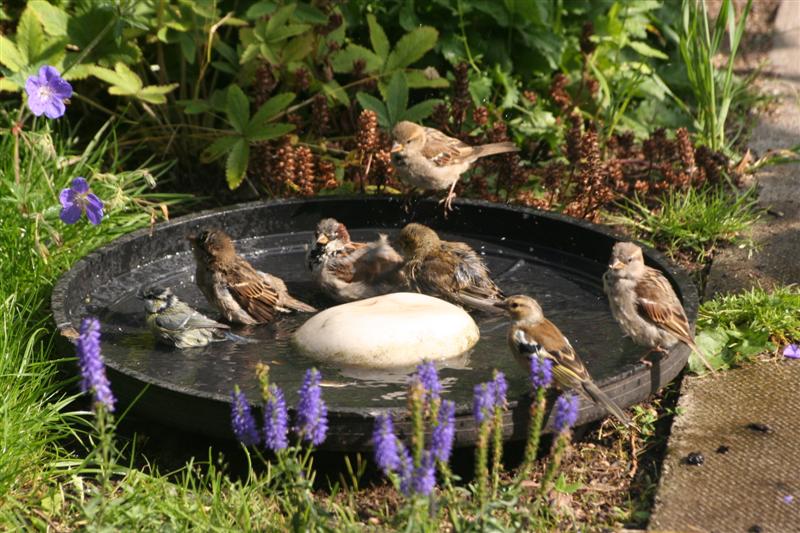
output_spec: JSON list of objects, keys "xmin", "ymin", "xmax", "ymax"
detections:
[
  {"xmin": 610, "ymin": 259, "xmax": 624, "ymax": 270},
  {"xmin": 390, "ymin": 142, "xmax": 403, "ymax": 153},
  {"xmin": 493, "ymin": 301, "xmax": 510, "ymax": 311},
  {"xmin": 316, "ymin": 234, "xmax": 329, "ymax": 245}
]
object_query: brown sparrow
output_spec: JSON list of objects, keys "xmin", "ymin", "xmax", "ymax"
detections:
[
  {"xmin": 496, "ymin": 295, "xmax": 630, "ymax": 426},
  {"xmin": 394, "ymin": 223, "xmax": 503, "ymax": 312},
  {"xmin": 188, "ymin": 229, "xmax": 316, "ymax": 325},
  {"xmin": 603, "ymin": 242, "xmax": 714, "ymax": 372},
  {"xmin": 390, "ymin": 121, "xmax": 518, "ymax": 211},
  {"xmin": 306, "ymin": 218, "xmax": 404, "ymax": 302}
]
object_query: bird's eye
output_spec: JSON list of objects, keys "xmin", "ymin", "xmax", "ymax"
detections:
[{"xmin": 627, "ymin": 256, "xmax": 635, "ymax": 262}]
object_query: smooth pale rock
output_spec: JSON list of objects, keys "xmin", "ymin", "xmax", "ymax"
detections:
[{"xmin": 293, "ymin": 292, "xmax": 480, "ymax": 368}]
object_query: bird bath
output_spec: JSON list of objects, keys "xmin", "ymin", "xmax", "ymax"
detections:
[{"xmin": 51, "ymin": 197, "xmax": 697, "ymax": 451}]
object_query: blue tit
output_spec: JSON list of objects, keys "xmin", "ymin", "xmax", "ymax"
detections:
[{"xmin": 140, "ymin": 286, "xmax": 247, "ymax": 349}]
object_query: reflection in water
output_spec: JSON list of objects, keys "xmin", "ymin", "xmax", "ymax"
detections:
[{"xmin": 96, "ymin": 229, "xmax": 642, "ymax": 411}]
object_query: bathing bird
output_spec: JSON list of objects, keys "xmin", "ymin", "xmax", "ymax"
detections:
[
  {"xmin": 394, "ymin": 223, "xmax": 503, "ymax": 313},
  {"xmin": 306, "ymin": 218, "xmax": 404, "ymax": 302},
  {"xmin": 188, "ymin": 229, "xmax": 316, "ymax": 325},
  {"xmin": 495, "ymin": 294, "xmax": 631, "ymax": 426},
  {"xmin": 141, "ymin": 286, "xmax": 246, "ymax": 349},
  {"xmin": 603, "ymin": 241, "xmax": 715, "ymax": 373},
  {"xmin": 390, "ymin": 121, "xmax": 518, "ymax": 212}
]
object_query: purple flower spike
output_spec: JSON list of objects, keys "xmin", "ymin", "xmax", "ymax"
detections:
[
  {"xmin": 530, "ymin": 356, "xmax": 553, "ymax": 390},
  {"xmin": 25, "ymin": 65, "xmax": 73, "ymax": 119},
  {"xmin": 411, "ymin": 451, "xmax": 436, "ymax": 496},
  {"xmin": 398, "ymin": 445, "xmax": 414, "ymax": 496},
  {"xmin": 553, "ymin": 393, "xmax": 579, "ymax": 433},
  {"xmin": 415, "ymin": 361, "xmax": 441, "ymax": 401},
  {"xmin": 77, "ymin": 317, "xmax": 115, "ymax": 412},
  {"xmin": 59, "ymin": 177, "xmax": 104, "ymax": 225},
  {"xmin": 493, "ymin": 371, "xmax": 507, "ymax": 408},
  {"xmin": 263, "ymin": 384, "xmax": 288, "ymax": 451},
  {"xmin": 373, "ymin": 414, "xmax": 400, "ymax": 475},
  {"xmin": 431, "ymin": 399, "xmax": 455, "ymax": 463},
  {"xmin": 296, "ymin": 368, "xmax": 328, "ymax": 446},
  {"xmin": 473, "ymin": 382, "xmax": 496, "ymax": 424},
  {"xmin": 784, "ymin": 344, "xmax": 800, "ymax": 359},
  {"xmin": 231, "ymin": 388, "xmax": 260, "ymax": 446}
]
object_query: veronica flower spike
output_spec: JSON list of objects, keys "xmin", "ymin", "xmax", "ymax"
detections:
[
  {"xmin": 59, "ymin": 177, "xmax": 104, "ymax": 225},
  {"xmin": 77, "ymin": 317, "xmax": 116, "ymax": 412},
  {"xmin": 263, "ymin": 384, "xmax": 288, "ymax": 451},
  {"xmin": 230, "ymin": 387, "xmax": 260, "ymax": 446},
  {"xmin": 553, "ymin": 393, "xmax": 580, "ymax": 433},
  {"xmin": 296, "ymin": 368, "xmax": 328, "ymax": 446},
  {"xmin": 25, "ymin": 65, "xmax": 73, "ymax": 119},
  {"xmin": 373, "ymin": 414, "xmax": 400, "ymax": 475}
]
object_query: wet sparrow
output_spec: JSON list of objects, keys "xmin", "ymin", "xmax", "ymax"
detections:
[
  {"xmin": 496, "ymin": 295, "xmax": 630, "ymax": 426},
  {"xmin": 394, "ymin": 223, "xmax": 503, "ymax": 312},
  {"xmin": 603, "ymin": 242, "xmax": 714, "ymax": 372},
  {"xmin": 390, "ymin": 121, "xmax": 518, "ymax": 211},
  {"xmin": 306, "ymin": 218, "xmax": 404, "ymax": 302},
  {"xmin": 188, "ymin": 229, "xmax": 316, "ymax": 325},
  {"xmin": 141, "ymin": 286, "xmax": 246, "ymax": 349}
]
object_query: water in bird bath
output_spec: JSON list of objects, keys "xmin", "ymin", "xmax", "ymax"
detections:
[{"xmin": 93, "ymin": 227, "xmax": 642, "ymax": 414}]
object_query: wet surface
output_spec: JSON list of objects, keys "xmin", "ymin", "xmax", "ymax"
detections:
[{"xmin": 90, "ymin": 228, "xmax": 643, "ymax": 412}]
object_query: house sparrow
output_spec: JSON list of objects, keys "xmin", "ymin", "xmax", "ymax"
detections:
[
  {"xmin": 603, "ymin": 242, "xmax": 715, "ymax": 372},
  {"xmin": 390, "ymin": 121, "xmax": 518, "ymax": 211},
  {"xmin": 306, "ymin": 218, "xmax": 404, "ymax": 302},
  {"xmin": 141, "ymin": 286, "xmax": 246, "ymax": 349},
  {"xmin": 188, "ymin": 229, "xmax": 316, "ymax": 325},
  {"xmin": 495, "ymin": 295, "xmax": 631, "ymax": 426},
  {"xmin": 394, "ymin": 223, "xmax": 503, "ymax": 312}
]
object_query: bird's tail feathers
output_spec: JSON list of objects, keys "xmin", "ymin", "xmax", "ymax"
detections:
[
  {"xmin": 282, "ymin": 296, "xmax": 317, "ymax": 313},
  {"xmin": 456, "ymin": 294, "xmax": 505, "ymax": 315},
  {"xmin": 473, "ymin": 142, "xmax": 519, "ymax": 159},
  {"xmin": 581, "ymin": 380, "xmax": 631, "ymax": 427}
]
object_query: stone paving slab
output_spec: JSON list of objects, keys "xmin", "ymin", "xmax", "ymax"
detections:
[{"xmin": 650, "ymin": 2, "xmax": 800, "ymax": 531}]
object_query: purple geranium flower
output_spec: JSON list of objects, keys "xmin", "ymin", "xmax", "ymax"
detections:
[
  {"xmin": 25, "ymin": 65, "xmax": 73, "ymax": 119},
  {"xmin": 59, "ymin": 177, "xmax": 104, "ymax": 225},
  {"xmin": 415, "ymin": 361, "xmax": 441, "ymax": 402},
  {"xmin": 473, "ymin": 381, "xmax": 496, "ymax": 424},
  {"xmin": 530, "ymin": 356, "xmax": 553, "ymax": 391},
  {"xmin": 263, "ymin": 384, "xmax": 288, "ymax": 451},
  {"xmin": 553, "ymin": 393, "xmax": 579, "ymax": 433},
  {"xmin": 411, "ymin": 451, "xmax": 436, "ymax": 496},
  {"xmin": 296, "ymin": 368, "xmax": 328, "ymax": 446},
  {"xmin": 784, "ymin": 344, "xmax": 800, "ymax": 359},
  {"xmin": 431, "ymin": 399, "xmax": 455, "ymax": 463},
  {"xmin": 230, "ymin": 388, "xmax": 260, "ymax": 446},
  {"xmin": 77, "ymin": 317, "xmax": 115, "ymax": 412},
  {"xmin": 373, "ymin": 414, "xmax": 400, "ymax": 475}
]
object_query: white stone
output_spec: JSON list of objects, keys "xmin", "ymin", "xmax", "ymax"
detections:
[{"xmin": 293, "ymin": 292, "xmax": 480, "ymax": 368}]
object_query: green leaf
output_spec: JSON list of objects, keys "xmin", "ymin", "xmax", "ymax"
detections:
[
  {"xmin": 28, "ymin": 0, "xmax": 68, "ymax": 36},
  {"xmin": 178, "ymin": 99, "xmax": 210, "ymax": 115},
  {"xmin": 402, "ymin": 99, "xmax": 442, "ymax": 123},
  {"xmin": 385, "ymin": 71, "xmax": 408, "ymax": 126},
  {"xmin": 331, "ymin": 44, "xmax": 382, "ymax": 74},
  {"xmin": 294, "ymin": 3, "xmax": 329, "ymax": 24},
  {"xmin": 247, "ymin": 122, "xmax": 295, "ymax": 142},
  {"xmin": 247, "ymin": 92, "xmax": 295, "ymax": 133},
  {"xmin": 266, "ymin": 4, "xmax": 296, "ymax": 33},
  {"xmin": 356, "ymin": 92, "xmax": 389, "ymax": 128},
  {"xmin": 322, "ymin": 80, "xmax": 350, "ymax": 107},
  {"xmin": 225, "ymin": 85, "xmax": 250, "ymax": 134},
  {"xmin": 628, "ymin": 40, "xmax": 669, "ymax": 60},
  {"xmin": 266, "ymin": 23, "xmax": 311, "ymax": 43},
  {"xmin": 240, "ymin": 43, "xmax": 261, "ymax": 65},
  {"xmin": 406, "ymin": 69, "xmax": 450, "ymax": 89},
  {"xmin": 385, "ymin": 26, "xmax": 438, "ymax": 72},
  {"xmin": 282, "ymin": 33, "xmax": 315, "ymax": 63},
  {"xmin": 226, "ymin": 139, "xmax": 250, "ymax": 189},
  {"xmin": 245, "ymin": 1, "xmax": 276, "ymax": 20},
  {"xmin": 201, "ymin": 136, "xmax": 240, "ymax": 163},
  {"xmin": 137, "ymin": 84, "xmax": 179, "ymax": 104},
  {"xmin": 90, "ymin": 63, "xmax": 143, "ymax": 95},
  {"xmin": 0, "ymin": 35, "xmax": 25, "ymax": 71},
  {"xmin": 17, "ymin": 9, "xmax": 45, "ymax": 65},
  {"xmin": 367, "ymin": 14, "xmax": 390, "ymax": 61}
]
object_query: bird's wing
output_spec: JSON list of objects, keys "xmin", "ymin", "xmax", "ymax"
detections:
[
  {"xmin": 448, "ymin": 242, "xmax": 504, "ymax": 301},
  {"xmin": 635, "ymin": 267, "xmax": 694, "ymax": 344},
  {"xmin": 516, "ymin": 321, "xmax": 592, "ymax": 385},
  {"xmin": 350, "ymin": 235, "xmax": 404, "ymax": 283},
  {"xmin": 326, "ymin": 241, "xmax": 370, "ymax": 283},
  {"xmin": 155, "ymin": 305, "xmax": 229, "ymax": 332},
  {"xmin": 225, "ymin": 259, "xmax": 281, "ymax": 322},
  {"xmin": 420, "ymin": 128, "xmax": 475, "ymax": 166}
]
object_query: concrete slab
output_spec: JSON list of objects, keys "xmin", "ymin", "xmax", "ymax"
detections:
[{"xmin": 649, "ymin": 360, "xmax": 800, "ymax": 532}]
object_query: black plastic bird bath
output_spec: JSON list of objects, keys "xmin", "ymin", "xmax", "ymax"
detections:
[{"xmin": 51, "ymin": 197, "xmax": 697, "ymax": 451}]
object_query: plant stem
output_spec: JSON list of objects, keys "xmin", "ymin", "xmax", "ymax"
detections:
[
  {"xmin": 490, "ymin": 407, "xmax": 503, "ymax": 499},
  {"xmin": 518, "ymin": 387, "xmax": 547, "ymax": 482},
  {"xmin": 474, "ymin": 421, "xmax": 490, "ymax": 509}
]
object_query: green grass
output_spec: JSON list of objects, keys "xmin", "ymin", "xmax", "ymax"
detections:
[
  {"xmin": 693, "ymin": 286, "xmax": 800, "ymax": 372},
  {"xmin": 611, "ymin": 184, "xmax": 760, "ymax": 264}
]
